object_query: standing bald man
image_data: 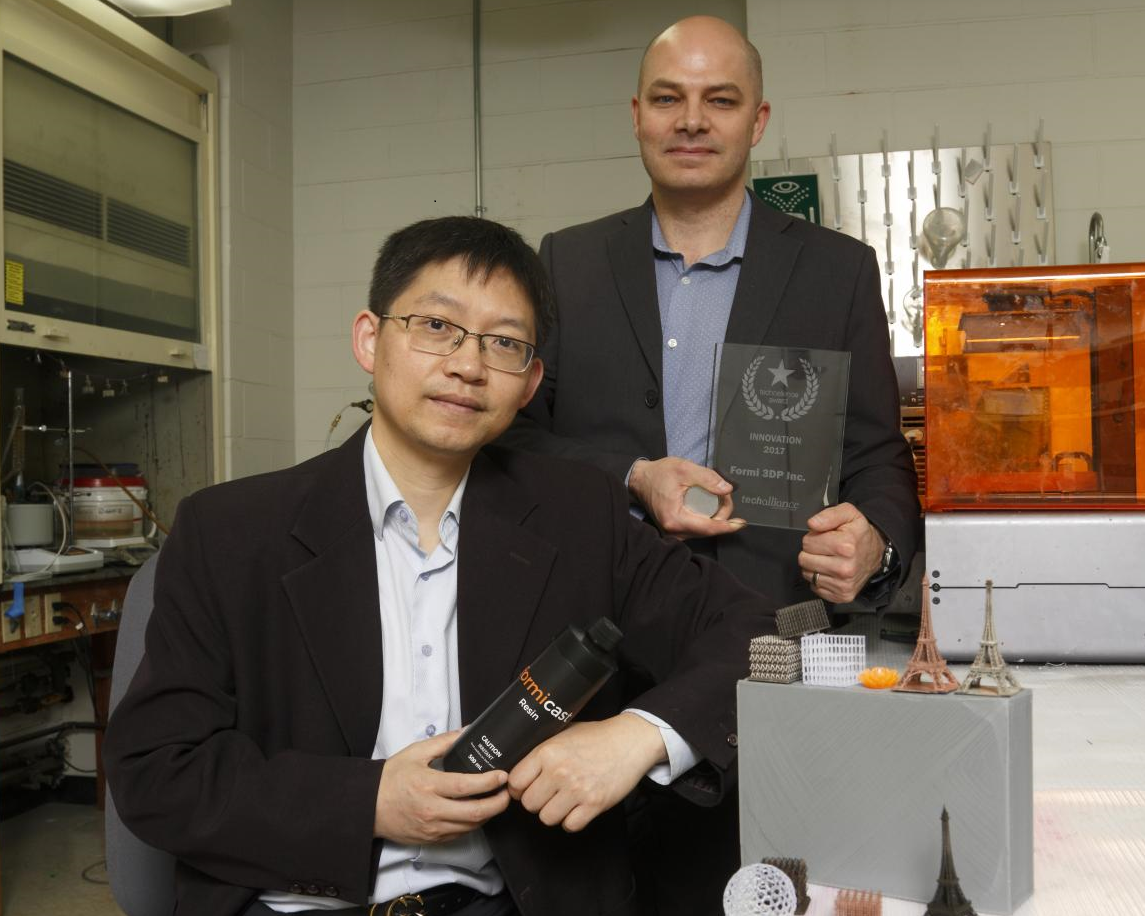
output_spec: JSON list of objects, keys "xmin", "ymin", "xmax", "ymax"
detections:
[{"xmin": 502, "ymin": 16, "xmax": 920, "ymax": 915}]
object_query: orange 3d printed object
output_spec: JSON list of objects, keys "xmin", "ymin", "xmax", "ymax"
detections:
[{"xmin": 858, "ymin": 667, "xmax": 900, "ymax": 689}]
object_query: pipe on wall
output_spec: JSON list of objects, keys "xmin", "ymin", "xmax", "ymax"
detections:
[{"xmin": 472, "ymin": 0, "xmax": 485, "ymax": 216}]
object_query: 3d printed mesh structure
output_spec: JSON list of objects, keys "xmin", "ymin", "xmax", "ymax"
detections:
[
  {"xmin": 760, "ymin": 857, "xmax": 810, "ymax": 914},
  {"xmin": 801, "ymin": 634, "xmax": 865, "ymax": 687},
  {"xmin": 723, "ymin": 863, "xmax": 798, "ymax": 916},
  {"xmin": 775, "ymin": 599, "xmax": 830, "ymax": 639},
  {"xmin": 749, "ymin": 635, "xmax": 802, "ymax": 684},
  {"xmin": 835, "ymin": 888, "xmax": 883, "ymax": 916}
]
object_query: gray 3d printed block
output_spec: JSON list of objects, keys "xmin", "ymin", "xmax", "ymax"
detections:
[{"xmin": 738, "ymin": 680, "xmax": 1032, "ymax": 914}]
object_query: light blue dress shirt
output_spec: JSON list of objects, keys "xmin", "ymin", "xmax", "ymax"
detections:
[
  {"xmin": 264, "ymin": 433, "xmax": 699, "ymax": 910},
  {"xmin": 653, "ymin": 191, "xmax": 752, "ymax": 467}
]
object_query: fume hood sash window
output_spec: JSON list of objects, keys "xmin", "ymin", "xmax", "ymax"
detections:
[{"xmin": 2, "ymin": 54, "xmax": 200, "ymax": 343}]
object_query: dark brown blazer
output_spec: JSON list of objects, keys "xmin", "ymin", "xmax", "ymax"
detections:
[
  {"xmin": 104, "ymin": 424, "xmax": 771, "ymax": 916},
  {"xmin": 504, "ymin": 191, "xmax": 921, "ymax": 605}
]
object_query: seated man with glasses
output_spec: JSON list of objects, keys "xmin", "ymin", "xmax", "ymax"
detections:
[{"xmin": 105, "ymin": 216, "xmax": 774, "ymax": 916}]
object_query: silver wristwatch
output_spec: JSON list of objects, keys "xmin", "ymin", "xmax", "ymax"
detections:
[{"xmin": 877, "ymin": 540, "xmax": 897, "ymax": 578}]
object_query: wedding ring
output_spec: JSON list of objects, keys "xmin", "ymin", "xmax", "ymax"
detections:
[{"xmin": 811, "ymin": 571, "xmax": 820, "ymax": 588}]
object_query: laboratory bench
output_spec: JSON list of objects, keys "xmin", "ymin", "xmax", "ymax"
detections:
[{"xmin": 1, "ymin": 566, "xmax": 137, "ymax": 808}]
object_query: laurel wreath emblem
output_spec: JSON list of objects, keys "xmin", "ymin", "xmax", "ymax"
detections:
[{"xmin": 741, "ymin": 356, "xmax": 820, "ymax": 422}]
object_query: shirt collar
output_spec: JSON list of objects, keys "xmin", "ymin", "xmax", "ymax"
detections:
[
  {"xmin": 362, "ymin": 431, "xmax": 468, "ymax": 551},
  {"xmin": 650, "ymin": 188, "xmax": 752, "ymax": 267}
]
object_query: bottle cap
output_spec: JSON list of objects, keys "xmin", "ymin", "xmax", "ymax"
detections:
[{"xmin": 587, "ymin": 617, "xmax": 622, "ymax": 653}]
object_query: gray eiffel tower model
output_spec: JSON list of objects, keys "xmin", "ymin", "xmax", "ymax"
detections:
[
  {"xmin": 956, "ymin": 580, "xmax": 1022, "ymax": 697},
  {"xmin": 924, "ymin": 808, "xmax": 977, "ymax": 916}
]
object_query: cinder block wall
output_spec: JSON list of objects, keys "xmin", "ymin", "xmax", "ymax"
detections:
[
  {"xmin": 291, "ymin": 0, "xmax": 742, "ymax": 459},
  {"xmin": 291, "ymin": 0, "xmax": 1145, "ymax": 459},
  {"xmin": 746, "ymin": 0, "xmax": 1145, "ymax": 265},
  {"xmin": 178, "ymin": 0, "xmax": 296, "ymax": 479}
]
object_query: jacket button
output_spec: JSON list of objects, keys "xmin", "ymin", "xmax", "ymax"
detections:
[
  {"xmin": 324, "ymin": 886, "xmax": 339, "ymax": 897},
  {"xmin": 289, "ymin": 884, "xmax": 303, "ymax": 894},
  {"xmin": 644, "ymin": 389, "xmax": 659, "ymax": 408},
  {"xmin": 727, "ymin": 733, "xmax": 738, "ymax": 747},
  {"xmin": 306, "ymin": 884, "xmax": 321, "ymax": 895}
]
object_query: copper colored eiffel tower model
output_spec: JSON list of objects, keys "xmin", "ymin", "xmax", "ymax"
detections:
[
  {"xmin": 923, "ymin": 808, "xmax": 977, "ymax": 916},
  {"xmin": 894, "ymin": 576, "xmax": 960, "ymax": 693},
  {"xmin": 956, "ymin": 580, "xmax": 1022, "ymax": 697}
]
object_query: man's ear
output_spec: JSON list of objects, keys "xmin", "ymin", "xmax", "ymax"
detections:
[
  {"xmin": 750, "ymin": 100, "xmax": 771, "ymax": 147},
  {"xmin": 351, "ymin": 310, "xmax": 379, "ymax": 373}
]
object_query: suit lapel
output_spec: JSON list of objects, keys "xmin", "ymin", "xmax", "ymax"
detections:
[
  {"xmin": 715, "ymin": 196, "xmax": 806, "ymax": 450},
  {"xmin": 283, "ymin": 426, "xmax": 383, "ymax": 758},
  {"xmin": 724, "ymin": 194, "xmax": 803, "ymax": 346},
  {"xmin": 606, "ymin": 201, "xmax": 663, "ymax": 387},
  {"xmin": 456, "ymin": 451, "xmax": 557, "ymax": 722}
]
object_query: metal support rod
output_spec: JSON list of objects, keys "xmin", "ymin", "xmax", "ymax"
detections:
[
  {"xmin": 472, "ymin": 0, "xmax": 485, "ymax": 216},
  {"xmin": 66, "ymin": 369, "xmax": 75, "ymax": 548},
  {"xmin": 0, "ymin": 720, "xmax": 99, "ymax": 752}
]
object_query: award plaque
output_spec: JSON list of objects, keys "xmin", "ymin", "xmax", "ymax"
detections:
[{"xmin": 709, "ymin": 344, "xmax": 850, "ymax": 530}]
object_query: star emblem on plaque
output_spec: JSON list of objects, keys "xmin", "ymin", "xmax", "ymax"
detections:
[
  {"xmin": 707, "ymin": 345, "xmax": 850, "ymax": 530},
  {"xmin": 741, "ymin": 357, "xmax": 820, "ymax": 421}
]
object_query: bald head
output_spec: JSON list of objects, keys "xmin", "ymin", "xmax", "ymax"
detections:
[{"xmin": 638, "ymin": 16, "xmax": 763, "ymax": 104}]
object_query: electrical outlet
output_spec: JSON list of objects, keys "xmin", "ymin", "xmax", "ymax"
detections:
[
  {"xmin": 22, "ymin": 594, "xmax": 43, "ymax": 638},
  {"xmin": 1, "ymin": 600, "xmax": 21, "ymax": 643},
  {"xmin": 42, "ymin": 592, "xmax": 64, "ymax": 635}
]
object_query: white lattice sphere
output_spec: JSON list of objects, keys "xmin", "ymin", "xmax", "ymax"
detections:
[{"xmin": 722, "ymin": 863, "xmax": 797, "ymax": 916}]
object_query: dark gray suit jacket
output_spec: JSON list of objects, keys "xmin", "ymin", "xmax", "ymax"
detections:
[
  {"xmin": 104, "ymin": 425, "xmax": 771, "ymax": 916},
  {"xmin": 505, "ymin": 192, "xmax": 920, "ymax": 605}
]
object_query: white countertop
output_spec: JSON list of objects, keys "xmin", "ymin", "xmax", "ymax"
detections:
[{"xmin": 799, "ymin": 663, "xmax": 1145, "ymax": 916}]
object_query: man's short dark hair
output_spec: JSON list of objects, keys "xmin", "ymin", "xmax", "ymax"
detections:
[{"xmin": 368, "ymin": 216, "xmax": 555, "ymax": 347}]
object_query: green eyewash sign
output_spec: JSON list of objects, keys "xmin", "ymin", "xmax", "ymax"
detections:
[{"xmin": 752, "ymin": 175, "xmax": 821, "ymax": 225}]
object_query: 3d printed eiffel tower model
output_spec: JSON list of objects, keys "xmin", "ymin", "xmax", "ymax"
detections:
[
  {"xmin": 956, "ymin": 580, "xmax": 1022, "ymax": 697},
  {"xmin": 923, "ymin": 808, "xmax": 977, "ymax": 916},
  {"xmin": 894, "ymin": 577, "xmax": 960, "ymax": 693}
]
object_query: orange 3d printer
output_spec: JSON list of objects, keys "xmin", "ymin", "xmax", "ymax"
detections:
[{"xmin": 923, "ymin": 263, "xmax": 1145, "ymax": 660}]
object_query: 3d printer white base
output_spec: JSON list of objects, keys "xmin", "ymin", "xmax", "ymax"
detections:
[
  {"xmin": 10, "ymin": 546, "xmax": 104, "ymax": 578},
  {"xmin": 926, "ymin": 512, "xmax": 1145, "ymax": 662}
]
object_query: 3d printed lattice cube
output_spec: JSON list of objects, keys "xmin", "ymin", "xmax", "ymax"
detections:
[
  {"xmin": 749, "ymin": 635, "xmax": 802, "ymax": 684},
  {"xmin": 775, "ymin": 598, "xmax": 830, "ymax": 639},
  {"xmin": 801, "ymin": 634, "xmax": 865, "ymax": 687}
]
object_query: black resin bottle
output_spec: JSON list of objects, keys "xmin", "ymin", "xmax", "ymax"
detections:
[{"xmin": 441, "ymin": 617, "xmax": 622, "ymax": 774}]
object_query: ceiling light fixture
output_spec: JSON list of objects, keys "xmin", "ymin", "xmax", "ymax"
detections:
[{"xmin": 108, "ymin": 0, "xmax": 231, "ymax": 16}]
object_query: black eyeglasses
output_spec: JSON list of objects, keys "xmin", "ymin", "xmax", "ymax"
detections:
[{"xmin": 379, "ymin": 314, "xmax": 536, "ymax": 373}]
